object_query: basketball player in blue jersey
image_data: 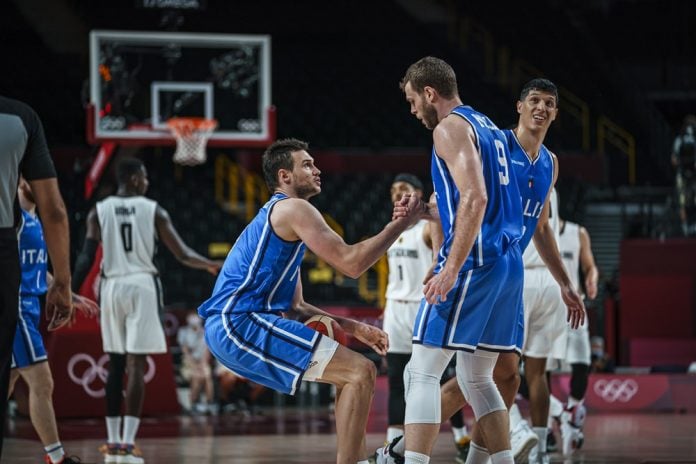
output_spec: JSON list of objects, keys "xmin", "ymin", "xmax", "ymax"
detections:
[
  {"xmin": 8, "ymin": 178, "xmax": 99, "ymax": 464},
  {"xmin": 199, "ymin": 138, "xmax": 426, "ymax": 464},
  {"xmin": 378, "ymin": 55, "xmax": 525, "ymax": 464},
  {"xmin": 413, "ymin": 79, "xmax": 585, "ymax": 464},
  {"xmin": 503, "ymin": 80, "xmax": 586, "ymax": 463}
]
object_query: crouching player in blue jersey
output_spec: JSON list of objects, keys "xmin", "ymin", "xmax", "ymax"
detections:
[
  {"xmin": 8, "ymin": 178, "xmax": 99, "ymax": 464},
  {"xmin": 198, "ymin": 138, "xmax": 428, "ymax": 464}
]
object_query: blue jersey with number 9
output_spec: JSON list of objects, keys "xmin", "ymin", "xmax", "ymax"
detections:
[{"xmin": 431, "ymin": 105, "xmax": 523, "ymax": 274}]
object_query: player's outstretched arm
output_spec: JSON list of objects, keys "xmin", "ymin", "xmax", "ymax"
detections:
[
  {"xmin": 155, "ymin": 205, "xmax": 222, "ymax": 275},
  {"xmin": 272, "ymin": 196, "xmax": 423, "ymax": 279}
]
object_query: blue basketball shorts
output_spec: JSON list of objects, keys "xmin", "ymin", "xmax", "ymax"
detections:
[
  {"xmin": 205, "ymin": 311, "xmax": 323, "ymax": 395},
  {"xmin": 12, "ymin": 295, "xmax": 47, "ymax": 368},
  {"xmin": 413, "ymin": 244, "xmax": 524, "ymax": 353}
]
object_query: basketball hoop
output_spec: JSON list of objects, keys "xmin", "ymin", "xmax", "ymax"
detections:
[{"xmin": 167, "ymin": 117, "xmax": 218, "ymax": 166}]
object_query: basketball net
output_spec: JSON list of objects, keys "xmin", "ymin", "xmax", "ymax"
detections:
[{"xmin": 167, "ymin": 117, "xmax": 218, "ymax": 166}]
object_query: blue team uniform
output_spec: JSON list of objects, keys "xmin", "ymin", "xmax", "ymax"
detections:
[
  {"xmin": 504, "ymin": 129, "xmax": 555, "ymax": 251},
  {"xmin": 12, "ymin": 210, "xmax": 48, "ymax": 368},
  {"xmin": 413, "ymin": 105, "xmax": 525, "ymax": 353},
  {"xmin": 199, "ymin": 193, "xmax": 322, "ymax": 395}
]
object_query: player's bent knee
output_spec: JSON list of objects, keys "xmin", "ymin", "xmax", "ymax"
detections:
[{"xmin": 404, "ymin": 363, "xmax": 442, "ymax": 424}]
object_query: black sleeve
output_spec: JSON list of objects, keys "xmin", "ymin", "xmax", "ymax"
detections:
[
  {"xmin": 19, "ymin": 103, "xmax": 56, "ymax": 181},
  {"xmin": 72, "ymin": 238, "xmax": 99, "ymax": 292}
]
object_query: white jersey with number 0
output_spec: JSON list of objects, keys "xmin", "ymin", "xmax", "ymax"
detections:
[
  {"xmin": 523, "ymin": 187, "xmax": 560, "ymax": 268},
  {"xmin": 96, "ymin": 195, "xmax": 158, "ymax": 278},
  {"xmin": 386, "ymin": 220, "xmax": 432, "ymax": 302}
]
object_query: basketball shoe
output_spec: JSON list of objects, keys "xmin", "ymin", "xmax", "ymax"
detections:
[
  {"xmin": 510, "ymin": 419, "xmax": 538, "ymax": 464},
  {"xmin": 560, "ymin": 403, "xmax": 586, "ymax": 456},
  {"xmin": 118, "ymin": 444, "xmax": 144, "ymax": 464},
  {"xmin": 375, "ymin": 435, "xmax": 405, "ymax": 464},
  {"xmin": 100, "ymin": 443, "xmax": 121, "ymax": 464},
  {"xmin": 454, "ymin": 434, "xmax": 471, "ymax": 464},
  {"xmin": 44, "ymin": 456, "xmax": 83, "ymax": 464}
]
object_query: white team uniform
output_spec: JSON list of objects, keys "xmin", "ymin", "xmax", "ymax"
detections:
[
  {"xmin": 558, "ymin": 221, "xmax": 591, "ymax": 365},
  {"xmin": 97, "ymin": 195, "xmax": 167, "ymax": 354},
  {"xmin": 383, "ymin": 220, "xmax": 431, "ymax": 354},
  {"xmin": 521, "ymin": 189, "xmax": 567, "ymax": 359}
]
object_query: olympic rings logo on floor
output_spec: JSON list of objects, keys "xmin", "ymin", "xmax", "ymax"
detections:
[
  {"xmin": 593, "ymin": 378, "xmax": 639, "ymax": 402},
  {"xmin": 67, "ymin": 353, "xmax": 157, "ymax": 398}
]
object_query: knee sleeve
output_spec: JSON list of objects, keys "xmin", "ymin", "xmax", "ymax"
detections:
[
  {"xmin": 570, "ymin": 363, "xmax": 590, "ymax": 400},
  {"xmin": 403, "ymin": 345, "xmax": 453, "ymax": 425},
  {"xmin": 456, "ymin": 350, "xmax": 506, "ymax": 420}
]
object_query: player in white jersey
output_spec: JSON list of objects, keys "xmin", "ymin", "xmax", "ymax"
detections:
[
  {"xmin": 551, "ymin": 218, "xmax": 598, "ymax": 456},
  {"xmin": 72, "ymin": 157, "xmax": 221, "ymax": 464},
  {"xmin": 381, "ymin": 174, "xmax": 470, "ymax": 462},
  {"xmin": 510, "ymin": 188, "xmax": 567, "ymax": 463}
]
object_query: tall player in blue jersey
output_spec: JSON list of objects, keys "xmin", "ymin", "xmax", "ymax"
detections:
[
  {"xmin": 8, "ymin": 178, "xmax": 98, "ymax": 464},
  {"xmin": 199, "ymin": 138, "xmax": 427, "ymax": 464},
  {"xmin": 419, "ymin": 79, "xmax": 586, "ymax": 464},
  {"xmin": 380, "ymin": 56, "xmax": 526, "ymax": 464}
]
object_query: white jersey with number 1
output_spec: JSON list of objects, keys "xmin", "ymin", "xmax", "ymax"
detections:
[
  {"xmin": 385, "ymin": 220, "xmax": 432, "ymax": 302},
  {"xmin": 96, "ymin": 195, "xmax": 158, "ymax": 278}
]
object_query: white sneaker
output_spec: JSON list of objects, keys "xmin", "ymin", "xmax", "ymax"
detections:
[
  {"xmin": 528, "ymin": 447, "xmax": 550, "ymax": 464},
  {"xmin": 510, "ymin": 420, "xmax": 538, "ymax": 464},
  {"xmin": 560, "ymin": 404, "xmax": 586, "ymax": 455},
  {"xmin": 375, "ymin": 436, "xmax": 404, "ymax": 464}
]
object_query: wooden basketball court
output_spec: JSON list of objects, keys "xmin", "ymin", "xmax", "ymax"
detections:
[{"xmin": 3, "ymin": 409, "xmax": 696, "ymax": 463}]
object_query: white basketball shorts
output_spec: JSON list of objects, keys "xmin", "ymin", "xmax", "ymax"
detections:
[
  {"xmin": 100, "ymin": 273, "xmax": 167, "ymax": 354},
  {"xmin": 383, "ymin": 299, "xmax": 421, "ymax": 354},
  {"xmin": 522, "ymin": 267, "xmax": 567, "ymax": 359}
]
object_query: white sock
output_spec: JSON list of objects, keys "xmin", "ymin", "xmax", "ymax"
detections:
[
  {"xmin": 387, "ymin": 426, "xmax": 404, "ymax": 443},
  {"xmin": 490, "ymin": 449, "xmax": 513, "ymax": 464},
  {"xmin": 452, "ymin": 425, "xmax": 468, "ymax": 441},
  {"xmin": 567, "ymin": 396, "xmax": 581, "ymax": 408},
  {"xmin": 404, "ymin": 450, "xmax": 430, "ymax": 463},
  {"xmin": 533, "ymin": 426, "xmax": 547, "ymax": 453},
  {"xmin": 465, "ymin": 442, "xmax": 490, "ymax": 464},
  {"xmin": 549, "ymin": 394, "xmax": 563, "ymax": 419},
  {"xmin": 509, "ymin": 403, "xmax": 523, "ymax": 430},
  {"xmin": 357, "ymin": 461, "xmax": 370, "ymax": 464},
  {"xmin": 122, "ymin": 415, "xmax": 141, "ymax": 445},
  {"xmin": 106, "ymin": 416, "xmax": 122, "ymax": 444},
  {"xmin": 44, "ymin": 441, "xmax": 65, "ymax": 463}
]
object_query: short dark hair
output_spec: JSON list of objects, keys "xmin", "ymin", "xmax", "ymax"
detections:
[
  {"xmin": 393, "ymin": 173, "xmax": 424, "ymax": 192},
  {"xmin": 262, "ymin": 138, "xmax": 309, "ymax": 191},
  {"xmin": 519, "ymin": 78, "xmax": 558, "ymax": 102},
  {"xmin": 399, "ymin": 56, "xmax": 458, "ymax": 99},
  {"xmin": 116, "ymin": 157, "xmax": 144, "ymax": 185}
]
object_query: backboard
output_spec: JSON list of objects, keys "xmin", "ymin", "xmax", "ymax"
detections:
[{"xmin": 88, "ymin": 30, "xmax": 274, "ymax": 147}]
